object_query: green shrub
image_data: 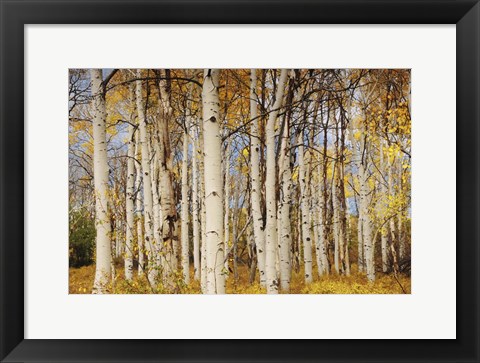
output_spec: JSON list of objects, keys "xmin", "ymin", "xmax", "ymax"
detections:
[{"xmin": 69, "ymin": 211, "xmax": 96, "ymax": 267}]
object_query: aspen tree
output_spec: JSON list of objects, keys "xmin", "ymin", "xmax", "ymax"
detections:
[
  {"xmin": 135, "ymin": 70, "xmax": 157, "ymax": 288},
  {"xmin": 338, "ymin": 124, "xmax": 350, "ymax": 276},
  {"xmin": 380, "ymin": 140, "xmax": 389, "ymax": 272},
  {"xmin": 191, "ymin": 121, "xmax": 201, "ymax": 280},
  {"xmin": 91, "ymin": 69, "xmax": 112, "ymax": 294},
  {"xmin": 359, "ymin": 126, "xmax": 374, "ymax": 282},
  {"xmin": 320, "ymin": 113, "xmax": 331, "ymax": 276},
  {"xmin": 278, "ymin": 112, "xmax": 292, "ymax": 292},
  {"xmin": 265, "ymin": 69, "xmax": 288, "ymax": 294},
  {"xmin": 388, "ymin": 157, "xmax": 398, "ymax": 273},
  {"xmin": 398, "ymin": 164, "xmax": 406, "ymax": 261},
  {"xmin": 157, "ymin": 70, "xmax": 177, "ymax": 286},
  {"xmin": 134, "ymin": 130, "xmax": 144, "ymax": 276},
  {"xmin": 249, "ymin": 69, "xmax": 267, "ymax": 287},
  {"xmin": 181, "ymin": 109, "xmax": 190, "ymax": 284},
  {"xmin": 344, "ymin": 72, "xmax": 365, "ymax": 274},
  {"xmin": 124, "ymin": 84, "xmax": 135, "ymax": 281},
  {"xmin": 223, "ymin": 139, "xmax": 231, "ymax": 278},
  {"xmin": 149, "ymin": 136, "xmax": 162, "ymax": 260},
  {"xmin": 316, "ymin": 149, "xmax": 329, "ymax": 276},
  {"xmin": 298, "ymin": 129, "xmax": 313, "ymax": 283},
  {"xmin": 202, "ymin": 69, "xmax": 225, "ymax": 294},
  {"xmin": 199, "ymin": 117, "xmax": 208, "ymax": 293}
]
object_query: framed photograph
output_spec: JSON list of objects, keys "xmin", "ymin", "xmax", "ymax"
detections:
[{"xmin": 1, "ymin": 0, "xmax": 478, "ymax": 362}]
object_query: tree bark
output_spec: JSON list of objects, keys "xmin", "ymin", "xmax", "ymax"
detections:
[
  {"xmin": 359, "ymin": 132, "xmax": 374, "ymax": 282},
  {"xmin": 157, "ymin": 71, "xmax": 178, "ymax": 287},
  {"xmin": 347, "ymin": 111, "xmax": 365, "ymax": 274},
  {"xmin": 191, "ymin": 121, "xmax": 201, "ymax": 280},
  {"xmin": 134, "ymin": 130, "xmax": 144, "ymax": 276},
  {"xmin": 223, "ymin": 139, "xmax": 231, "ymax": 278},
  {"xmin": 91, "ymin": 69, "xmax": 112, "ymax": 294},
  {"xmin": 135, "ymin": 70, "xmax": 157, "ymax": 288},
  {"xmin": 316, "ymin": 148, "xmax": 329, "ymax": 276},
  {"xmin": 249, "ymin": 69, "xmax": 267, "ymax": 287},
  {"xmin": 181, "ymin": 118, "xmax": 190, "ymax": 284},
  {"xmin": 278, "ymin": 113, "xmax": 292, "ymax": 292},
  {"xmin": 199, "ymin": 117, "xmax": 208, "ymax": 293},
  {"xmin": 265, "ymin": 69, "xmax": 288, "ymax": 294},
  {"xmin": 202, "ymin": 69, "xmax": 226, "ymax": 294},
  {"xmin": 298, "ymin": 129, "xmax": 313, "ymax": 283},
  {"xmin": 380, "ymin": 140, "xmax": 389, "ymax": 272},
  {"xmin": 124, "ymin": 84, "xmax": 135, "ymax": 281}
]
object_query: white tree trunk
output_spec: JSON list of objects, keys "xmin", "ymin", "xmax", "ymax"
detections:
[
  {"xmin": 149, "ymin": 137, "xmax": 162, "ymax": 261},
  {"xmin": 181, "ymin": 125, "xmax": 190, "ymax": 284},
  {"xmin": 332, "ymin": 168, "xmax": 340, "ymax": 274},
  {"xmin": 278, "ymin": 117, "xmax": 292, "ymax": 292},
  {"xmin": 199, "ymin": 118, "xmax": 208, "ymax": 293},
  {"xmin": 359, "ymin": 134, "xmax": 374, "ymax": 281},
  {"xmin": 311, "ymin": 155, "xmax": 321, "ymax": 276},
  {"xmin": 298, "ymin": 130, "xmax": 313, "ymax": 283},
  {"xmin": 249, "ymin": 69, "xmax": 267, "ymax": 287},
  {"xmin": 134, "ymin": 130, "xmax": 144, "ymax": 276},
  {"xmin": 157, "ymin": 73, "xmax": 177, "ymax": 286},
  {"xmin": 398, "ymin": 162, "xmax": 405, "ymax": 261},
  {"xmin": 191, "ymin": 122, "xmax": 201, "ymax": 280},
  {"xmin": 398, "ymin": 212, "xmax": 404, "ymax": 260},
  {"xmin": 265, "ymin": 69, "xmax": 288, "ymax": 294},
  {"xmin": 223, "ymin": 140, "xmax": 231, "ymax": 278},
  {"xmin": 316, "ymin": 158, "xmax": 329, "ymax": 275},
  {"xmin": 388, "ymin": 157, "xmax": 397, "ymax": 272},
  {"xmin": 135, "ymin": 70, "xmax": 157, "ymax": 288},
  {"xmin": 347, "ymin": 111, "xmax": 364, "ymax": 273},
  {"xmin": 91, "ymin": 69, "xmax": 112, "ymax": 294},
  {"xmin": 380, "ymin": 140, "xmax": 389, "ymax": 272},
  {"xmin": 202, "ymin": 69, "xmax": 225, "ymax": 294},
  {"xmin": 231, "ymin": 181, "xmax": 240, "ymax": 280},
  {"xmin": 357, "ymin": 203, "xmax": 364, "ymax": 273},
  {"xmin": 124, "ymin": 85, "xmax": 135, "ymax": 282}
]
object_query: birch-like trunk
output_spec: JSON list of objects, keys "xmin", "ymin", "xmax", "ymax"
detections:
[
  {"xmin": 379, "ymin": 140, "xmax": 389, "ymax": 272},
  {"xmin": 191, "ymin": 122, "xmax": 201, "ymax": 280},
  {"xmin": 91, "ymin": 69, "xmax": 112, "ymax": 294},
  {"xmin": 319, "ymin": 123, "xmax": 331, "ymax": 276},
  {"xmin": 388, "ymin": 158, "xmax": 398, "ymax": 273},
  {"xmin": 316, "ymin": 153, "xmax": 329, "ymax": 276},
  {"xmin": 278, "ymin": 115, "xmax": 292, "ymax": 292},
  {"xmin": 311, "ymin": 150, "xmax": 322, "ymax": 276},
  {"xmin": 231, "ymin": 181, "xmax": 240, "ymax": 280},
  {"xmin": 135, "ymin": 70, "xmax": 157, "ymax": 288},
  {"xmin": 199, "ymin": 118, "xmax": 208, "ymax": 293},
  {"xmin": 202, "ymin": 69, "xmax": 225, "ymax": 294},
  {"xmin": 134, "ymin": 131, "xmax": 144, "ymax": 276},
  {"xmin": 157, "ymin": 72, "xmax": 177, "ymax": 286},
  {"xmin": 332, "ymin": 167, "xmax": 340, "ymax": 274},
  {"xmin": 333, "ymin": 118, "xmax": 349, "ymax": 275},
  {"xmin": 149, "ymin": 137, "xmax": 162, "ymax": 260},
  {"xmin": 181, "ymin": 124, "xmax": 190, "ymax": 284},
  {"xmin": 298, "ymin": 130, "xmax": 313, "ymax": 283},
  {"xmin": 359, "ymin": 134, "xmax": 374, "ymax": 282},
  {"xmin": 249, "ymin": 69, "xmax": 267, "ymax": 287},
  {"xmin": 265, "ymin": 69, "xmax": 288, "ymax": 294},
  {"xmin": 347, "ymin": 111, "xmax": 364, "ymax": 273},
  {"xmin": 124, "ymin": 84, "xmax": 135, "ymax": 281},
  {"xmin": 398, "ymin": 211, "xmax": 404, "ymax": 260},
  {"xmin": 338, "ymin": 161, "xmax": 350, "ymax": 276},
  {"xmin": 357, "ymin": 205, "xmax": 364, "ymax": 273},
  {"xmin": 398, "ymin": 162, "xmax": 405, "ymax": 261},
  {"xmin": 223, "ymin": 140, "xmax": 231, "ymax": 278}
]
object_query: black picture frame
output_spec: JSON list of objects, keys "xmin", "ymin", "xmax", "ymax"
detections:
[{"xmin": 1, "ymin": 0, "xmax": 478, "ymax": 362}]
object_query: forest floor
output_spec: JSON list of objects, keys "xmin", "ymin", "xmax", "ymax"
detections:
[{"xmin": 69, "ymin": 263, "xmax": 411, "ymax": 294}]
